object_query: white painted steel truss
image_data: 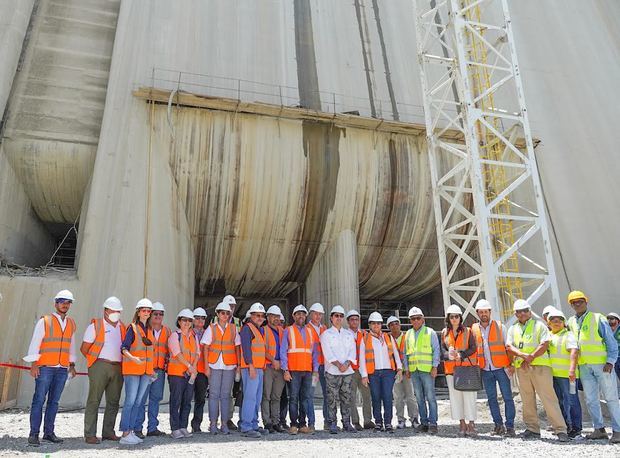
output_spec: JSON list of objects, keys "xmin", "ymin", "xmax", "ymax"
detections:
[{"xmin": 413, "ymin": 0, "xmax": 560, "ymax": 320}]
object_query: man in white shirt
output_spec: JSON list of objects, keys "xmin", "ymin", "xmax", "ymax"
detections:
[{"xmin": 320, "ymin": 305, "xmax": 358, "ymax": 434}]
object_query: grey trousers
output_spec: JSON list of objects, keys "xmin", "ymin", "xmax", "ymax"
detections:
[
  {"xmin": 393, "ymin": 376, "xmax": 418, "ymax": 422},
  {"xmin": 261, "ymin": 366, "xmax": 286, "ymax": 426},
  {"xmin": 208, "ymin": 369, "xmax": 236, "ymax": 426},
  {"xmin": 350, "ymin": 370, "xmax": 372, "ymax": 425},
  {"xmin": 84, "ymin": 360, "xmax": 123, "ymax": 437},
  {"xmin": 326, "ymin": 372, "xmax": 353, "ymax": 426}
]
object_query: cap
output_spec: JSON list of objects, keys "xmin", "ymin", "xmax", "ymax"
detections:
[
  {"xmin": 152, "ymin": 302, "xmax": 166, "ymax": 312},
  {"xmin": 267, "ymin": 305, "xmax": 282, "ymax": 316},
  {"xmin": 346, "ymin": 309, "xmax": 360, "ymax": 319},
  {"xmin": 513, "ymin": 299, "xmax": 530, "ymax": 311},
  {"xmin": 215, "ymin": 302, "xmax": 232, "ymax": 312},
  {"xmin": 309, "ymin": 303, "xmax": 325, "ymax": 314},
  {"xmin": 475, "ymin": 299, "xmax": 492, "ymax": 311},
  {"xmin": 386, "ymin": 316, "xmax": 400, "ymax": 326},
  {"xmin": 293, "ymin": 304, "xmax": 308, "ymax": 315},
  {"xmin": 135, "ymin": 298, "xmax": 153, "ymax": 309},
  {"xmin": 368, "ymin": 311, "xmax": 383, "ymax": 323},
  {"xmin": 445, "ymin": 304, "xmax": 462, "ymax": 316},
  {"xmin": 102, "ymin": 296, "xmax": 123, "ymax": 311},
  {"xmin": 193, "ymin": 307, "xmax": 207, "ymax": 317},
  {"xmin": 54, "ymin": 289, "xmax": 74, "ymax": 302},
  {"xmin": 177, "ymin": 308, "xmax": 194, "ymax": 320},
  {"xmin": 330, "ymin": 305, "xmax": 346, "ymax": 315},
  {"xmin": 408, "ymin": 306, "xmax": 424, "ymax": 317}
]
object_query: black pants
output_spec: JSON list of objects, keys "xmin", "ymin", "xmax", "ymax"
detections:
[
  {"xmin": 169, "ymin": 375, "xmax": 194, "ymax": 431},
  {"xmin": 191, "ymin": 373, "xmax": 208, "ymax": 431}
]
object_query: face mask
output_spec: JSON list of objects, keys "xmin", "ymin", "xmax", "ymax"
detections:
[{"xmin": 108, "ymin": 312, "xmax": 121, "ymax": 323}]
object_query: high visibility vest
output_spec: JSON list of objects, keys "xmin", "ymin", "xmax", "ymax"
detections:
[
  {"xmin": 510, "ymin": 319, "xmax": 550, "ymax": 368},
  {"xmin": 153, "ymin": 326, "xmax": 171, "ymax": 370},
  {"xmin": 207, "ymin": 323, "xmax": 238, "ymax": 366},
  {"xmin": 405, "ymin": 326, "xmax": 434, "ymax": 373},
  {"xmin": 38, "ymin": 314, "xmax": 76, "ymax": 367},
  {"xmin": 308, "ymin": 323, "xmax": 326, "ymax": 366},
  {"xmin": 363, "ymin": 332, "xmax": 396, "ymax": 375},
  {"xmin": 471, "ymin": 321, "xmax": 510, "ymax": 369},
  {"xmin": 193, "ymin": 329, "xmax": 206, "ymax": 374},
  {"xmin": 287, "ymin": 325, "xmax": 315, "ymax": 372},
  {"xmin": 167, "ymin": 331, "xmax": 199, "ymax": 377},
  {"xmin": 122, "ymin": 323, "xmax": 155, "ymax": 376},
  {"xmin": 84, "ymin": 318, "xmax": 126, "ymax": 368},
  {"xmin": 240, "ymin": 323, "xmax": 266, "ymax": 369},
  {"xmin": 212, "ymin": 315, "xmax": 241, "ymax": 331},
  {"xmin": 567, "ymin": 311, "xmax": 608, "ymax": 365},
  {"xmin": 264, "ymin": 325, "xmax": 283, "ymax": 366},
  {"xmin": 549, "ymin": 328, "xmax": 578, "ymax": 378},
  {"xmin": 351, "ymin": 329, "xmax": 366, "ymax": 371},
  {"xmin": 442, "ymin": 327, "xmax": 478, "ymax": 375}
]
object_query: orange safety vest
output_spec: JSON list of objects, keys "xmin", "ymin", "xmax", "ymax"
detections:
[
  {"xmin": 84, "ymin": 318, "xmax": 127, "ymax": 368},
  {"xmin": 122, "ymin": 323, "xmax": 155, "ymax": 376},
  {"xmin": 442, "ymin": 327, "xmax": 477, "ymax": 375},
  {"xmin": 471, "ymin": 321, "xmax": 510, "ymax": 369},
  {"xmin": 363, "ymin": 332, "xmax": 396, "ymax": 375},
  {"xmin": 193, "ymin": 329, "xmax": 206, "ymax": 374},
  {"xmin": 351, "ymin": 329, "xmax": 366, "ymax": 371},
  {"xmin": 264, "ymin": 325, "xmax": 283, "ymax": 366},
  {"xmin": 287, "ymin": 325, "xmax": 315, "ymax": 372},
  {"xmin": 38, "ymin": 314, "xmax": 76, "ymax": 367},
  {"xmin": 168, "ymin": 331, "xmax": 200, "ymax": 377},
  {"xmin": 240, "ymin": 323, "xmax": 266, "ymax": 369},
  {"xmin": 308, "ymin": 323, "xmax": 326, "ymax": 365},
  {"xmin": 207, "ymin": 323, "xmax": 238, "ymax": 366},
  {"xmin": 153, "ymin": 326, "xmax": 171, "ymax": 370}
]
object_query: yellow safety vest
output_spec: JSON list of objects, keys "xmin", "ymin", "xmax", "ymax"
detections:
[
  {"xmin": 511, "ymin": 319, "xmax": 550, "ymax": 368},
  {"xmin": 567, "ymin": 311, "xmax": 607, "ymax": 365},
  {"xmin": 549, "ymin": 328, "xmax": 578, "ymax": 378},
  {"xmin": 405, "ymin": 326, "xmax": 434, "ymax": 373}
]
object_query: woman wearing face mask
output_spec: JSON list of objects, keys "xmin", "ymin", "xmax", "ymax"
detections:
[{"xmin": 119, "ymin": 298, "xmax": 155, "ymax": 445}]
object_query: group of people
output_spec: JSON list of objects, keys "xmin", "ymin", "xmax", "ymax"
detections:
[{"xmin": 24, "ymin": 288, "xmax": 620, "ymax": 447}]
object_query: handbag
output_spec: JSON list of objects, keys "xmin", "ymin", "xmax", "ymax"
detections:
[{"xmin": 453, "ymin": 356, "xmax": 483, "ymax": 392}]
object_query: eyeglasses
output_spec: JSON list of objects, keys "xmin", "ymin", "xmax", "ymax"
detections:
[
  {"xmin": 253, "ymin": 314, "xmax": 266, "ymax": 319},
  {"xmin": 194, "ymin": 316, "xmax": 206, "ymax": 320},
  {"xmin": 515, "ymin": 309, "xmax": 530, "ymax": 314},
  {"xmin": 569, "ymin": 300, "xmax": 586, "ymax": 306},
  {"xmin": 448, "ymin": 315, "xmax": 461, "ymax": 319},
  {"xmin": 179, "ymin": 318, "xmax": 193, "ymax": 323},
  {"xmin": 152, "ymin": 312, "xmax": 164, "ymax": 317},
  {"xmin": 410, "ymin": 316, "xmax": 423, "ymax": 321},
  {"xmin": 55, "ymin": 299, "xmax": 72, "ymax": 305},
  {"xmin": 332, "ymin": 314, "xmax": 344, "ymax": 318},
  {"xmin": 218, "ymin": 311, "xmax": 231, "ymax": 315},
  {"xmin": 138, "ymin": 308, "xmax": 151, "ymax": 313}
]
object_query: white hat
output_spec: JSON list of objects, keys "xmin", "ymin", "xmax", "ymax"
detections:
[
  {"xmin": 244, "ymin": 310, "xmax": 251, "ymax": 320},
  {"xmin": 445, "ymin": 304, "xmax": 462, "ymax": 316},
  {"xmin": 135, "ymin": 298, "xmax": 153, "ymax": 309},
  {"xmin": 309, "ymin": 303, "xmax": 325, "ymax": 314},
  {"xmin": 408, "ymin": 306, "xmax": 424, "ymax": 317},
  {"xmin": 346, "ymin": 309, "xmax": 360, "ymax": 319},
  {"xmin": 177, "ymin": 308, "xmax": 194, "ymax": 320},
  {"xmin": 547, "ymin": 309, "xmax": 566, "ymax": 320},
  {"xmin": 513, "ymin": 299, "xmax": 531, "ymax": 311},
  {"xmin": 386, "ymin": 316, "xmax": 400, "ymax": 326},
  {"xmin": 368, "ymin": 311, "xmax": 383, "ymax": 323},
  {"xmin": 54, "ymin": 289, "xmax": 74, "ymax": 302},
  {"xmin": 542, "ymin": 305, "xmax": 557, "ymax": 316},
  {"xmin": 475, "ymin": 299, "xmax": 492, "ymax": 311},
  {"xmin": 102, "ymin": 296, "xmax": 123, "ymax": 311},
  {"xmin": 223, "ymin": 295, "xmax": 237, "ymax": 305},
  {"xmin": 293, "ymin": 304, "xmax": 308, "ymax": 315},
  {"xmin": 267, "ymin": 305, "xmax": 282, "ymax": 316},
  {"xmin": 248, "ymin": 302, "xmax": 266, "ymax": 314},
  {"xmin": 330, "ymin": 305, "xmax": 346, "ymax": 315},
  {"xmin": 152, "ymin": 302, "xmax": 165, "ymax": 312},
  {"xmin": 279, "ymin": 313, "xmax": 285, "ymax": 322},
  {"xmin": 215, "ymin": 302, "xmax": 231, "ymax": 312},
  {"xmin": 193, "ymin": 307, "xmax": 207, "ymax": 317},
  {"xmin": 607, "ymin": 312, "xmax": 620, "ymax": 320}
]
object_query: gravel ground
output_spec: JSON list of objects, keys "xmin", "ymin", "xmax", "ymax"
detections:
[{"xmin": 0, "ymin": 399, "xmax": 616, "ymax": 457}]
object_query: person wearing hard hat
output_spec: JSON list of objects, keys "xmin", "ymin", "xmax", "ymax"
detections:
[
  {"xmin": 387, "ymin": 316, "xmax": 419, "ymax": 429},
  {"xmin": 135, "ymin": 301, "xmax": 170, "ymax": 437},
  {"xmin": 542, "ymin": 305, "xmax": 558, "ymax": 329},
  {"xmin": 167, "ymin": 308, "xmax": 200, "ymax": 439},
  {"xmin": 239, "ymin": 302, "xmax": 268, "ymax": 438},
  {"xmin": 201, "ymin": 301, "xmax": 241, "ymax": 434},
  {"xmin": 319, "ymin": 305, "xmax": 358, "ymax": 434},
  {"xmin": 307, "ymin": 302, "xmax": 330, "ymax": 430},
  {"xmin": 471, "ymin": 299, "xmax": 515, "ymax": 437},
  {"xmin": 359, "ymin": 312, "xmax": 402, "ymax": 432},
  {"xmin": 261, "ymin": 305, "xmax": 286, "ymax": 433},
  {"xmin": 566, "ymin": 291, "xmax": 620, "ymax": 443},
  {"xmin": 25, "ymin": 290, "xmax": 77, "ymax": 447},
  {"xmin": 346, "ymin": 309, "xmax": 373, "ymax": 430},
  {"xmin": 506, "ymin": 299, "xmax": 568, "ymax": 441},
  {"xmin": 404, "ymin": 306, "xmax": 440, "ymax": 435},
  {"xmin": 547, "ymin": 308, "xmax": 583, "ymax": 439},
  {"xmin": 607, "ymin": 312, "xmax": 620, "ymax": 382},
  {"xmin": 440, "ymin": 304, "xmax": 479, "ymax": 437},
  {"xmin": 190, "ymin": 307, "xmax": 208, "ymax": 433},
  {"xmin": 281, "ymin": 304, "xmax": 319, "ymax": 435},
  {"xmin": 81, "ymin": 296, "xmax": 126, "ymax": 444}
]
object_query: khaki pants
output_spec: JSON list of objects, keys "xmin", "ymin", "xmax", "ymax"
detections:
[
  {"xmin": 516, "ymin": 365, "xmax": 567, "ymax": 434},
  {"xmin": 393, "ymin": 375, "xmax": 418, "ymax": 423},
  {"xmin": 84, "ymin": 360, "xmax": 123, "ymax": 437},
  {"xmin": 350, "ymin": 370, "xmax": 372, "ymax": 425},
  {"xmin": 261, "ymin": 366, "xmax": 285, "ymax": 426}
]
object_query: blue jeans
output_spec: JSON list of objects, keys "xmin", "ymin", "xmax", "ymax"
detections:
[
  {"xmin": 29, "ymin": 366, "xmax": 68, "ymax": 436},
  {"xmin": 553, "ymin": 377, "xmax": 582, "ymax": 432},
  {"xmin": 168, "ymin": 375, "xmax": 194, "ymax": 431},
  {"xmin": 580, "ymin": 364, "xmax": 620, "ymax": 431},
  {"xmin": 240, "ymin": 368, "xmax": 264, "ymax": 432},
  {"xmin": 135, "ymin": 368, "xmax": 166, "ymax": 432},
  {"xmin": 410, "ymin": 370, "xmax": 438, "ymax": 426},
  {"xmin": 368, "ymin": 369, "xmax": 396, "ymax": 427},
  {"xmin": 481, "ymin": 368, "xmax": 515, "ymax": 428},
  {"xmin": 289, "ymin": 371, "xmax": 314, "ymax": 427},
  {"xmin": 318, "ymin": 365, "xmax": 329, "ymax": 425},
  {"xmin": 119, "ymin": 375, "xmax": 151, "ymax": 432}
]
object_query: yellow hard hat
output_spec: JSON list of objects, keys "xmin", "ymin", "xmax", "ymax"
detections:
[{"xmin": 567, "ymin": 290, "xmax": 588, "ymax": 303}]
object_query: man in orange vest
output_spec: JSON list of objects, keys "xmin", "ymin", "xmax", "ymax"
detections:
[
  {"xmin": 191, "ymin": 307, "xmax": 208, "ymax": 433},
  {"xmin": 261, "ymin": 305, "xmax": 285, "ymax": 433},
  {"xmin": 387, "ymin": 316, "xmax": 418, "ymax": 429},
  {"xmin": 346, "ymin": 309, "xmax": 373, "ymax": 430},
  {"xmin": 472, "ymin": 299, "xmax": 516, "ymax": 437},
  {"xmin": 81, "ymin": 296, "xmax": 125, "ymax": 444},
  {"xmin": 308, "ymin": 302, "xmax": 329, "ymax": 429},
  {"xmin": 25, "ymin": 290, "xmax": 77, "ymax": 447}
]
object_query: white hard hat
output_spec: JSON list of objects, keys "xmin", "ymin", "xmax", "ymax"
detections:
[
  {"xmin": 135, "ymin": 298, "xmax": 153, "ymax": 309},
  {"xmin": 222, "ymin": 295, "xmax": 236, "ymax": 305},
  {"xmin": 248, "ymin": 302, "xmax": 266, "ymax": 314},
  {"xmin": 151, "ymin": 302, "xmax": 166, "ymax": 312},
  {"xmin": 102, "ymin": 296, "xmax": 123, "ymax": 311},
  {"xmin": 368, "ymin": 311, "xmax": 383, "ymax": 323},
  {"xmin": 513, "ymin": 299, "xmax": 531, "ymax": 311},
  {"xmin": 215, "ymin": 301, "xmax": 231, "ymax": 312},
  {"xmin": 542, "ymin": 305, "xmax": 557, "ymax": 316},
  {"xmin": 445, "ymin": 304, "xmax": 462, "ymax": 316},
  {"xmin": 279, "ymin": 313, "xmax": 285, "ymax": 321},
  {"xmin": 293, "ymin": 304, "xmax": 308, "ymax": 315},
  {"xmin": 193, "ymin": 307, "xmax": 207, "ymax": 317},
  {"xmin": 475, "ymin": 299, "xmax": 492, "ymax": 311},
  {"xmin": 386, "ymin": 316, "xmax": 400, "ymax": 326},
  {"xmin": 408, "ymin": 306, "xmax": 424, "ymax": 317},
  {"xmin": 346, "ymin": 309, "xmax": 360, "ymax": 319},
  {"xmin": 177, "ymin": 308, "xmax": 194, "ymax": 320},
  {"xmin": 547, "ymin": 309, "xmax": 566, "ymax": 320},
  {"xmin": 244, "ymin": 310, "xmax": 251, "ymax": 320},
  {"xmin": 54, "ymin": 289, "xmax": 74, "ymax": 302},
  {"xmin": 607, "ymin": 312, "xmax": 620, "ymax": 321},
  {"xmin": 309, "ymin": 303, "xmax": 325, "ymax": 314},
  {"xmin": 267, "ymin": 305, "xmax": 282, "ymax": 316},
  {"xmin": 330, "ymin": 305, "xmax": 346, "ymax": 315}
]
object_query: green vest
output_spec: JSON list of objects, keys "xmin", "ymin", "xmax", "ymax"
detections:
[
  {"xmin": 549, "ymin": 329, "xmax": 577, "ymax": 378},
  {"xmin": 510, "ymin": 319, "xmax": 550, "ymax": 368},
  {"xmin": 405, "ymin": 326, "xmax": 434, "ymax": 373},
  {"xmin": 567, "ymin": 311, "xmax": 607, "ymax": 365}
]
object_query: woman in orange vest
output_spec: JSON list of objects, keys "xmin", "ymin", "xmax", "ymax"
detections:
[
  {"xmin": 441, "ymin": 304, "xmax": 479, "ymax": 437},
  {"xmin": 119, "ymin": 298, "xmax": 155, "ymax": 445}
]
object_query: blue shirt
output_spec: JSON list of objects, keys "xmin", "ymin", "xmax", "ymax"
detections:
[
  {"xmin": 121, "ymin": 321, "xmax": 147, "ymax": 352},
  {"xmin": 407, "ymin": 326, "xmax": 441, "ymax": 368},
  {"xmin": 240, "ymin": 323, "xmax": 264, "ymax": 366},
  {"xmin": 280, "ymin": 324, "xmax": 319, "ymax": 372},
  {"xmin": 575, "ymin": 312, "xmax": 619, "ymax": 364}
]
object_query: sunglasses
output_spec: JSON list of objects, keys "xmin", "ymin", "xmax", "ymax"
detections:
[
  {"xmin": 218, "ymin": 311, "xmax": 231, "ymax": 315},
  {"xmin": 449, "ymin": 314, "xmax": 461, "ymax": 319},
  {"xmin": 55, "ymin": 299, "xmax": 72, "ymax": 305},
  {"xmin": 152, "ymin": 312, "xmax": 164, "ymax": 317},
  {"xmin": 332, "ymin": 314, "xmax": 344, "ymax": 318},
  {"xmin": 411, "ymin": 316, "xmax": 423, "ymax": 321}
]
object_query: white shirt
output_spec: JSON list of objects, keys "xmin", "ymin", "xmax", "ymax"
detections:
[
  {"xmin": 200, "ymin": 323, "xmax": 241, "ymax": 370},
  {"xmin": 24, "ymin": 313, "xmax": 77, "ymax": 366},
  {"xmin": 359, "ymin": 333, "xmax": 402, "ymax": 378},
  {"xmin": 82, "ymin": 319, "xmax": 122, "ymax": 362},
  {"xmin": 320, "ymin": 326, "xmax": 356, "ymax": 376}
]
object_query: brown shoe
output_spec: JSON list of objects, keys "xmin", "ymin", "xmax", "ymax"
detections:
[
  {"xmin": 492, "ymin": 425, "xmax": 506, "ymax": 436},
  {"xmin": 504, "ymin": 427, "xmax": 516, "ymax": 437},
  {"xmin": 428, "ymin": 425, "xmax": 438, "ymax": 435},
  {"xmin": 299, "ymin": 426, "xmax": 311, "ymax": 434},
  {"xmin": 85, "ymin": 436, "xmax": 101, "ymax": 444},
  {"xmin": 288, "ymin": 426, "xmax": 298, "ymax": 435},
  {"xmin": 102, "ymin": 434, "xmax": 121, "ymax": 441},
  {"xmin": 586, "ymin": 428, "xmax": 608, "ymax": 440}
]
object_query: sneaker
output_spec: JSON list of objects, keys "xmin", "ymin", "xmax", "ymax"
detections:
[
  {"xmin": 411, "ymin": 418, "xmax": 420, "ymax": 427},
  {"xmin": 191, "ymin": 427, "xmax": 202, "ymax": 434},
  {"xmin": 171, "ymin": 429, "xmax": 184, "ymax": 439},
  {"xmin": 180, "ymin": 428, "xmax": 193, "ymax": 438},
  {"xmin": 518, "ymin": 430, "xmax": 541, "ymax": 440},
  {"xmin": 397, "ymin": 420, "xmax": 405, "ymax": 429},
  {"xmin": 256, "ymin": 427, "xmax": 269, "ymax": 435},
  {"xmin": 42, "ymin": 433, "xmax": 64, "ymax": 444},
  {"xmin": 273, "ymin": 424, "xmax": 284, "ymax": 433},
  {"xmin": 119, "ymin": 434, "xmax": 140, "ymax": 445},
  {"xmin": 242, "ymin": 430, "xmax": 262, "ymax": 438},
  {"xmin": 492, "ymin": 425, "xmax": 506, "ymax": 436},
  {"xmin": 289, "ymin": 426, "xmax": 299, "ymax": 435},
  {"xmin": 385, "ymin": 425, "xmax": 394, "ymax": 434},
  {"xmin": 227, "ymin": 419, "xmax": 238, "ymax": 431},
  {"xmin": 27, "ymin": 436, "xmax": 40, "ymax": 447},
  {"xmin": 567, "ymin": 429, "xmax": 581, "ymax": 439},
  {"xmin": 504, "ymin": 427, "xmax": 516, "ymax": 438},
  {"xmin": 343, "ymin": 424, "xmax": 358, "ymax": 433},
  {"xmin": 146, "ymin": 429, "xmax": 165, "ymax": 437},
  {"xmin": 363, "ymin": 421, "xmax": 376, "ymax": 429},
  {"xmin": 209, "ymin": 424, "xmax": 218, "ymax": 435},
  {"xmin": 353, "ymin": 422, "xmax": 363, "ymax": 431},
  {"xmin": 557, "ymin": 433, "xmax": 569, "ymax": 442},
  {"xmin": 416, "ymin": 424, "xmax": 429, "ymax": 433},
  {"xmin": 428, "ymin": 425, "xmax": 438, "ymax": 435},
  {"xmin": 586, "ymin": 428, "xmax": 608, "ymax": 440}
]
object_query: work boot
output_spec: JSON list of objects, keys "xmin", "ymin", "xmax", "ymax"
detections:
[
  {"xmin": 288, "ymin": 426, "xmax": 299, "ymax": 435},
  {"xmin": 27, "ymin": 436, "xmax": 40, "ymax": 447},
  {"xmin": 492, "ymin": 425, "xmax": 506, "ymax": 436},
  {"xmin": 273, "ymin": 424, "xmax": 284, "ymax": 433},
  {"xmin": 385, "ymin": 425, "xmax": 394, "ymax": 434},
  {"xmin": 567, "ymin": 428, "xmax": 582, "ymax": 439},
  {"xmin": 586, "ymin": 428, "xmax": 608, "ymax": 440},
  {"xmin": 227, "ymin": 419, "xmax": 238, "ymax": 431},
  {"xmin": 85, "ymin": 436, "xmax": 101, "ymax": 444},
  {"xmin": 557, "ymin": 432, "xmax": 569, "ymax": 442},
  {"xmin": 241, "ymin": 430, "xmax": 261, "ymax": 438},
  {"xmin": 428, "ymin": 425, "xmax": 438, "ymax": 435},
  {"xmin": 343, "ymin": 423, "xmax": 358, "ymax": 433},
  {"xmin": 353, "ymin": 422, "xmax": 363, "ymax": 431},
  {"xmin": 42, "ymin": 433, "xmax": 63, "ymax": 444},
  {"xmin": 374, "ymin": 423, "xmax": 384, "ymax": 432},
  {"xmin": 610, "ymin": 431, "xmax": 620, "ymax": 444},
  {"xmin": 518, "ymin": 430, "xmax": 541, "ymax": 440},
  {"xmin": 256, "ymin": 427, "xmax": 269, "ymax": 435},
  {"xmin": 146, "ymin": 429, "xmax": 165, "ymax": 437},
  {"xmin": 504, "ymin": 427, "xmax": 516, "ymax": 438},
  {"xmin": 416, "ymin": 424, "xmax": 429, "ymax": 433},
  {"xmin": 363, "ymin": 421, "xmax": 376, "ymax": 429},
  {"xmin": 133, "ymin": 431, "xmax": 145, "ymax": 439}
]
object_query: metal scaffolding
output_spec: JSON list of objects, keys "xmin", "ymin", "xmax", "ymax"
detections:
[{"xmin": 413, "ymin": 0, "xmax": 561, "ymax": 320}]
